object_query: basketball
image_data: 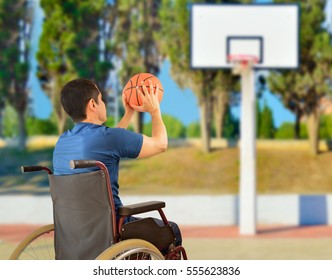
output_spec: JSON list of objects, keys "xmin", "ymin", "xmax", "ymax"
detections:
[{"xmin": 122, "ymin": 73, "xmax": 164, "ymax": 109}]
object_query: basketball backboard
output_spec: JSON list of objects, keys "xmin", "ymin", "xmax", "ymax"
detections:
[{"xmin": 190, "ymin": 4, "xmax": 300, "ymax": 69}]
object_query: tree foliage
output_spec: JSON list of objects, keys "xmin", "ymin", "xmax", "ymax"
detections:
[
  {"xmin": 275, "ymin": 122, "xmax": 308, "ymax": 140},
  {"xmin": 258, "ymin": 101, "xmax": 275, "ymax": 139},
  {"xmin": 223, "ymin": 104, "xmax": 239, "ymax": 139},
  {"xmin": 144, "ymin": 114, "xmax": 186, "ymax": 138},
  {"xmin": 37, "ymin": 0, "xmax": 113, "ymax": 134},
  {"xmin": 268, "ymin": 0, "xmax": 332, "ymax": 154},
  {"xmin": 319, "ymin": 115, "xmax": 332, "ymax": 139},
  {"xmin": 112, "ymin": 0, "xmax": 163, "ymax": 133},
  {"xmin": 0, "ymin": 0, "xmax": 31, "ymax": 147},
  {"xmin": 158, "ymin": 0, "xmax": 239, "ymax": 152},
  {"xmin": 2, "ymin": 104, "xmax": 18, "ymax": 137},
  {"xmin": 186, "ymin": 122, "xmax": 200, "ymax": 138},
  {"xmin": 26, "ymin": 117, "xmax": 58, "ymax": 136}
]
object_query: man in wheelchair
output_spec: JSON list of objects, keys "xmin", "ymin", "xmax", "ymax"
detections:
[{"xmin": 51, "ymin": 78, "xmax": 184, "ymax": 259}]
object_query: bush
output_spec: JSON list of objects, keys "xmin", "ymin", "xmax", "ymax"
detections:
[
  {"xmin": 186, "ymin": 122, "xmax": 200, "ymax": 138},
  {"xmin": 223, "ymin": 106, "xmax": 239, "ymax": 139},
  {"xmin": 144, "ymin": 114, "xmax": 186, "ymax": 138},
  {"xmin": 320, "ymin": 115, "xmax": 332, "ymax": 139},
  {"xmin": 104, "ymin": 116, "xmax": 115, "ymax": 128},
  {"xmin": 275, "ymin": 122, "xmax": 308, "ymax": 139},
  {"xmin": 2, "ymin": 104, "xmax": 18, "ymax": 137},
  {"xmin": 258, "ymin": 103, "xmax": 275, "ymax": 139},
  {"xmin": 26, "ymin": 117, "xmax": 58, "ymax": 136}
]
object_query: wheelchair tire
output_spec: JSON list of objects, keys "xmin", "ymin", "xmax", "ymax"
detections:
[
  {"xmin": 96, "ymin": 239, "xmax": 164, "ymax": 260},
  {"xmin": 9, "ymin": 224, "xmax": 55, "ymax": 260}
]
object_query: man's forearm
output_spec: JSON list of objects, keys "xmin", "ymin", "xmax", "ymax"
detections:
[
  {"xmin": 151, "ymin": 110, "xmax": 168, "ymax": 150},
  {"xmin": 116, "ymin": 111, "xmax": 134, "ymax": 129}
]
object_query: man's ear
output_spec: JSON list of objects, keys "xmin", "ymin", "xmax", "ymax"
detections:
[{"xmin": 87, "ymin": 98, "xmax": 97, "ymax": 112}]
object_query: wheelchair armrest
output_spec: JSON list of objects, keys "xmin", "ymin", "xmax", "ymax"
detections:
[{"xmin": 119, "ymin": 201, "xmax": 165, "ymax": 216}]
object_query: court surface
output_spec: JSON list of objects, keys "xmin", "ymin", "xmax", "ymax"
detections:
[{"xmin": 1, "ymin": 224, "xmax": 332, "ymax": 260}]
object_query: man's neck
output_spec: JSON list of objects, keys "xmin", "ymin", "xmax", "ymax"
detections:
[{"xmin": 81, "ymin": 117, "xmax": 103, "ymax": 125}]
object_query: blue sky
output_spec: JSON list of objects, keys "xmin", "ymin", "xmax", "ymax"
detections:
[{"xmin": 29, "ymin": 0, "xmax": 332, "ymax": 128}]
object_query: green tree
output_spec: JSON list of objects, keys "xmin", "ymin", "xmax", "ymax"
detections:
[
  {"xmin": 25, "ymin": 117, "xmax": 58, "ymax": 136},
  {"xmin": 159, "ymin": 0, "xmax": 240, "ymax": 153},
  {"xmin": 144, "ymin": 114, "xmax": 186, "ymax": 138},
  {"xmin": 37, "ymin": 0, "xmax": 113, "ymax": 134},
  {"xmin": 258, "ymin": 102, "xmax": 275, "ymax": 139},
  {"xmin": 275, "ymin": 122, "xmax": 308, "ymax": 140},
  {"xmin": 0, "ymin": 0, "xmax": 31, "ymax": 148},
  {"xmin": 212, "ymin": 71, "xmax": 239, "ymax": 139},
  {"xmin": 2, "ymin": 104, "xmax": 18, "ymax": 137},
  {"xmin": 112, "ymin": 0, "xmax": 162, "ymax": 133},
  {"xmin": 186, "ymin": 122, "xmax": 200, "ymax": 138},
  {"xmin": 319, "ymin": 115, "xmax": 332, "ymax": 139},
  {"xmin": 256, "ymin": 101, "xmax": 261, "ymax": 138},
  {"xmin": 223, "ymin": 104, "xmax": 239, "ymax": 139},
  {"xmin": 104, "ymin": 115, "xmax": 115, "ymax": 128},
  {"xmin": 268, "ymin": 0, "xmax": 332, "ymax": 155}
]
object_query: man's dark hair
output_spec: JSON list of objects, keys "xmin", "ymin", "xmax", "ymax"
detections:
[{"xmin": 60, "ymin": 78, "xmax": 101, "ymax": 122}]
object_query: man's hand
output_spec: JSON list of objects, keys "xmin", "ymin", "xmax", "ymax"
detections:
[
  {"xmin": 122, "ymin": 90, "xmax": 135, "ymax": 115},
  {"xmin": 131, "ymin": 80, "xmax": 161, "ymax": 115},
  {"xmin": 116, "ymin": 90, "xmax": 135, "ymax": 129}
]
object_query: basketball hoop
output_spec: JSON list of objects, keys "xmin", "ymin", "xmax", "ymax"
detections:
[{"xmin": 228, "ymin": 54, "xmax": 259, "ymax": 74}]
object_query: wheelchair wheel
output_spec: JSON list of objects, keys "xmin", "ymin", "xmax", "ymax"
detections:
[
  {"xmin": 96, "ymin": 239, "xmax": 164, "ymax": 260},
  {"xmin": 9, "ymin": 224, "xmax": 55, "ymax": 260}
]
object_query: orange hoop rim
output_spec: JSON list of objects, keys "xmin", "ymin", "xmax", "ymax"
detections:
[{"xmin": 227, "ymin": 54, "xmax": 259, "ymax": 65}]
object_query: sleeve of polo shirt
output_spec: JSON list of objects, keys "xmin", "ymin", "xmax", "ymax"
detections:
[{"xmin": 108, "ymin": 128, "xmax": 143, "ymax": 158}]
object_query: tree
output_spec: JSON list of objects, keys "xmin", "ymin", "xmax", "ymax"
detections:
[
  {"xmin": 37, "ymin": 0, "xmax": 113, "ymax": 134},
  {"xmin": 112, "ymin": 0, "xmax": 162, "ymax": 133},
  {"xmin": 144, "ymin": 114, "xmax": 186, "ymax": 138},
  {"xmin": 223, "ymin": 104, "xmax": 239, "ymax": 139},
  {"xmin": 186, "ymin": 122, "xmax": 200, "ymax": 138},
  {"xmin": 212, "ymin": 71, "xmax": 239, "ymax": 139},
  {"xmin": 26, "ymin": 117, "xmax": 57, "ymax": 136},
  {"xmin": 258, "ymin": 101, "xmax": 275, "ymax": 139},
  {"xmin": 268, "ymin": 0, "xmax": 332, "ymax": 155},
  {"xmin": 2, "ymin": 104, "xmax": 18, "ymax": 137},
  {"xmin": 158, "ymin": 0, "xmax": 241, "ymax": 152},
  {"xmin": 319, "ymin": 114, "xmax": 332, "ymax": 139},
  {"xmin": 0, "ymin": 0, "xmax": 31, "ymax": 148},
  {"xmin": 275, "ymin": 122, "xmax": 308, "ymax": 140}
]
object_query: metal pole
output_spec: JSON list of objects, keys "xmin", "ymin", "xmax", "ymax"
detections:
[{"xmin": 239, "ymin": 66, "xmax": 257, "ymax": 235}]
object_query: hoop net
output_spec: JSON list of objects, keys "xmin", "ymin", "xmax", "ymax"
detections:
[{"xmin": 228, "ymin": 54, "xmax": 259, "ymax": 74}]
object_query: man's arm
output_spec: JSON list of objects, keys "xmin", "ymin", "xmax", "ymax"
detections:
[
  {"xmin": 116, "ymin": 111, "xmax": 134, "ymax": 129},
  {"xmin": 131, "ymin": 80, "xmax": 168, "ymax": 159},
  {"xmin": 138, "ymin": 109, "xmax": 167, "ymax": 158},
  {"xmin": 116, "ymin": 92, "xmax": 135, "ymax": 129}
]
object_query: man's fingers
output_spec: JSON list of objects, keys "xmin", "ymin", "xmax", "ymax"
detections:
[
  {"xmin": 149, "ymin": 79, "xmax": 154, "ymax": 95},
  {"xmin": 155, "ymin": 84, "xmax": 159, "ymax": 98},
  {"xmin": 131, "ymin": 104, "xmax": 144, "ymax": 112},
  {"xmin": 136, "ymin": 87, "xmax": 149, "ymax": 108},
  {"xmin": 140, "ymin": 81, "xmax": 149, "ymax": 95}
]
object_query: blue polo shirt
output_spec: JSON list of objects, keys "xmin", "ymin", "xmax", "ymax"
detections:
[{"xmin": 53, "ymin": 122, "xmax": 143, "ymax": 216}]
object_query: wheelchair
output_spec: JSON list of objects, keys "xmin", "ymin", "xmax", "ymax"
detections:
[{"xmin": 9, "ymin": 160, "xmax": 188, "ymax": 260}]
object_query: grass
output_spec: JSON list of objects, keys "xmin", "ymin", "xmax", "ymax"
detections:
[{"xmin": 1, "ymin": 146, "xmax": 332, "ymax": 195}]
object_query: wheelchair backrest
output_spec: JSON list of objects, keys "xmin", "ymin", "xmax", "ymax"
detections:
[{"xmin": 49, "ymin": 170, "xmax": 114, "ymax": 260}]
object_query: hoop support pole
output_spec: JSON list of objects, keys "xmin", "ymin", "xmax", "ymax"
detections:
[{"xmin": 236, "ymin": 64, "xmax": 257, "ymax": 235}]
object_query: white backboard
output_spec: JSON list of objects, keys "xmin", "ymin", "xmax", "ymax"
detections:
[{"xmin": 190, "ymin": 4, "xmax": 300, "ymax": 69}]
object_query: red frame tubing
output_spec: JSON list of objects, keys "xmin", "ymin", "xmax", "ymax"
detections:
[
  {"xmin": 41, "ymin": 167, "xmax": 53, "ymax": 174},
  {"xmin": 94, "ymin": 161, "xmax": 118, "ymax": 244}
]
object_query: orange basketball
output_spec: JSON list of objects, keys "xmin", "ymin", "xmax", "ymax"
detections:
[{"xmin": 122, "ymin": 73, "xmax": 164, "ymax": 109}]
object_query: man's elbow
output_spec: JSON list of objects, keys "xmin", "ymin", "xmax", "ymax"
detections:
[
  {"xmin": 160, "ymin": 143, "xmax": 168, "ymax": 152},
  {"xmin": 158, "ymin": 140, "xmax": 168, "ymax": 153}
]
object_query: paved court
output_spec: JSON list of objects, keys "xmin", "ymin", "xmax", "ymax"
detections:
[{"xmin": 1, "ymin": 224, "xmax": 332, "ymax": 260}]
